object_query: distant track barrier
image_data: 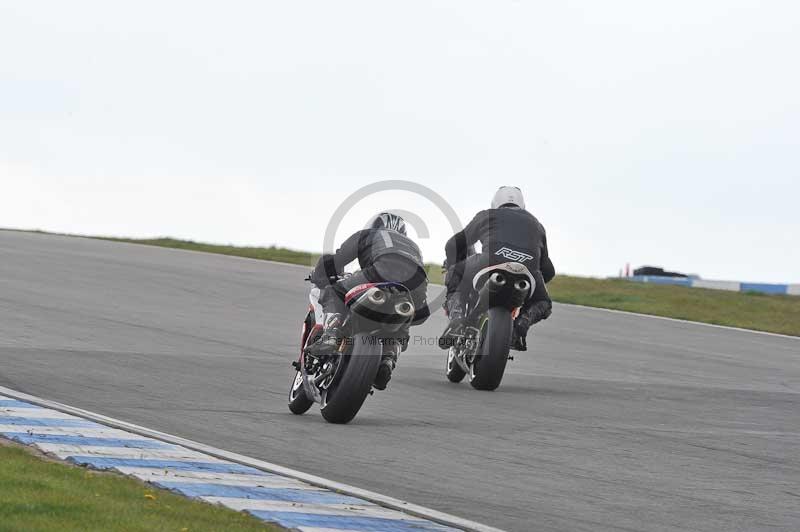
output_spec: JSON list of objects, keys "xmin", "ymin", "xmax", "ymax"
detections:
[{"xmin": 624, "ymin": 275, "xmax": 800, "ymax": 296}]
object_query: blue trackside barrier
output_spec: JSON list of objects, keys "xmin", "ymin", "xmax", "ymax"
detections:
[
  {"xmin": 628, "ymin": 275, "xmax": 693, "ymax": 287},
  {"xmin": 624, "ymin": 276, "xmax": 796, "ymax": 296},
  {"xmin": 740, "ymin": 282, "xmax": 789, "ymax": 295}
]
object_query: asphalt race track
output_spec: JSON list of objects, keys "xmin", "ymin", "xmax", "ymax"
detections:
[{"xmin": 1, "ymin": 230, "xmax": 798, "ymax": 532}]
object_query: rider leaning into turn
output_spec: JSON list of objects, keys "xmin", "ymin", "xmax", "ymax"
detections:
[
  {"xmin": 442, "ymin": 186, "xmax": 554, "ymax": 351},
  {"xmin": 306, "ymin": 213, "xmax": 429, "ymax": 390}
]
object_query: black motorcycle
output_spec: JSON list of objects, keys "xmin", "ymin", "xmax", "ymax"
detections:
[
  {"xmin": 444, "ymin": 262, "xmax": 532, "ymax": 391},
  {"xmin": 288, "ymin": 279, "xmax": 415, "ymax": 424}
]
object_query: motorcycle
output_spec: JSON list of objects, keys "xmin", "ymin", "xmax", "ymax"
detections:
[
  {"xmin": 444, "ymin": 261, "xmax": 532, "ymax": 391},
  {"xmin": 288, "ymin": 277, "xmax": 415, "ymax": 424}
]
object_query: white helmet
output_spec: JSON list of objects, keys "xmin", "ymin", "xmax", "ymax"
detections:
[{"xmin": 491, "ymin": 186, "xmax": 525, "ymax": 209}]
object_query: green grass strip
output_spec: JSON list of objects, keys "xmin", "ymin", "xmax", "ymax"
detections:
[
  {"xmin": 0, "ymin": 444, "xmax": 281, "ymax": 532},
  {"xmin": 548, "ymin": 275, "xmax": 800, "ymax": 336}
]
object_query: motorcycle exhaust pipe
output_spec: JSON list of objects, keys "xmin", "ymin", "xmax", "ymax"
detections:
[
  {"xmin": 355, "ymin": 287, "xmax": 388, "ymax": 313},
  {"xmin": 511, "ymin": 278, "xmax": 532, "ymax": 307},
  {"xmin": 471, "ymin": 273, "xmax": 507, "ymax": 317},
  {"xmin": 394, "ymin": 300, "xmax": 415, "ymax": 319},
  {"xmin": 366, "ymin": 288, "xmax": 385, "ymax": 305},
  {"xmin": 486, "ymin": 272, "xmax": 506, "ymax": 292}
]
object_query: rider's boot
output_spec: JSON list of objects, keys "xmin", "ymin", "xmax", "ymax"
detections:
[
  {"xmin": 511, "ymin": 299, "xmax": 552, "ymax": 351},
  {"xmin": 373, "ymin": 341, "xmax": 399, "ymax": 390},
  {"xmin": 439, "ymin": 292, "xmax": 467, "ymax": 349},
  {"xmin": 305, "ymin": 313, "xmax": 343, "ymax": 355},
  {"xmin": 511, "ymin": 310, "xmax": 532, "ymax": 351}
]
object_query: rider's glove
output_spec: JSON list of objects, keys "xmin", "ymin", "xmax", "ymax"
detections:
[
  {"xmin": 528, "ymin": 301, "xmax": 553, "ymax": 324},
  {"xmin": 514, "ymin": 314, "xmax": 532, "ymax": 339}
]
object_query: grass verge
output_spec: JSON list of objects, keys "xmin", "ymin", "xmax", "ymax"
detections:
[
  {"xmin": 0, "ymin": 441, "xmax": 281, "ymax": 532},
  {"xmin": 8, "ymin": 229, "xmax": 800, "ymax": 337},
  {"xmin": 548, "ymin": 275, "xmax": 800, "ymax": 336}
]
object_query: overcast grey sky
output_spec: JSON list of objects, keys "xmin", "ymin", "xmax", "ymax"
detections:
[{"xmin": 2, "ymin": 1, "xmax": 798, "ymax": 282}]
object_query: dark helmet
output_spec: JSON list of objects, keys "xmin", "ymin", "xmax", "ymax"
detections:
[{"xmin": 371, "ymin": 212, "xmax": 407, "ymax": 235}]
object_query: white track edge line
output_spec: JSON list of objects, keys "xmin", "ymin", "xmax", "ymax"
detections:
[{"xmin": 0, "ymin": 385, "xmax": 505, "ymax": 532}]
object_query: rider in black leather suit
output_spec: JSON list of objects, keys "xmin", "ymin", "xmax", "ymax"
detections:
[
  {"xmin": 307, "ymin": 213, "xmax": 429, "ymax": 389},
  {"xmin": 443, "ymin": 186, "xmax": 554, "ymax": 351}
]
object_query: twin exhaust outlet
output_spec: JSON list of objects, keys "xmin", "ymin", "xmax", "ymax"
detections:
[
  {"xmin": 488, "ymin": 272, "xmax": 530, "ymax": 294},
  {"xmin": 365, "ymin": 287, "xmax": 415, "ymax": 318}
]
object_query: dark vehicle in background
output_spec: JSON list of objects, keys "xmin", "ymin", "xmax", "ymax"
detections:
[{"xmin": 633, "ymin": 266, "xmax": 687, "ymax": 278}]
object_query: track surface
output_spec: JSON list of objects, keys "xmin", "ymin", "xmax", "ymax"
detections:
[{"xmin": 1, "ymin": 230, "xmax": 798, "ymax": 532}]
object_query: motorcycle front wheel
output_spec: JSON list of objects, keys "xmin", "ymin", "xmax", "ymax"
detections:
[
  {"xmin": 446, "ymin": 348, "xmax": 467, "ymax": 383},
  {"xmin": 288, "ymin": 370, "xmax": 314, "ymax": 415}
]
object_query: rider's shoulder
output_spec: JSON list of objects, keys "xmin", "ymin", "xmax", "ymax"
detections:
[
  {"xmin": 484, "ymin": 207, "xmax": 536, "ymax": 220},
  {"xmin": 471, "ymin": 208, "xmax": 492, "ymax": 221}
]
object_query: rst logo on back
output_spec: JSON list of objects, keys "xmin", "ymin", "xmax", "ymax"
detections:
[{"xmin": 495, "ymin": 247, "xmax": 533, "ymax": 263}]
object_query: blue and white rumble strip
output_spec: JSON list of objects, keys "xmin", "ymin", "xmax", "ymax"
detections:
[{"xmin": 0, "ymin": 394, "xmax": 460, "ymax": 532}]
